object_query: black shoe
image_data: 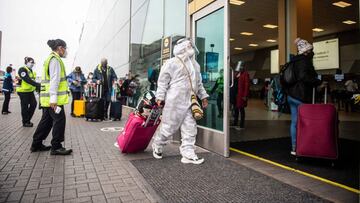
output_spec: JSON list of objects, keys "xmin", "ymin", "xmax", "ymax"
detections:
[
  {"xmin": 23, "ymin": 123, "xmax": 33, "ymax": 127},
  {"xmin": 2, "ymin": 112, "xmax": 8, "ymax": 115},
  {"xmin": 30, "ymin": 144, "xmax": 51, "ymax": 152},
  {"xmin": 7, "ymin": 111, "xmax": 11, "ymax": 114},
  {"xmin": 70, "ymin": 113, "xmax": 76, "ymax": 117},
  {"xmin": 50, "ymin": 147, "xmax": 73, "ymax": 155}
]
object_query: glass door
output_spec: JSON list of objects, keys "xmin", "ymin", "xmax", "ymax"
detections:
[{"xmin": 191, "ymin": 0, "xmax": 230, "ymax": 157}]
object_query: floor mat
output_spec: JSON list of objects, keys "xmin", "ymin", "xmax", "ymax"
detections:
[
  {"xmin": 131, "ymin": 153, "xmax": 328, "ymax": 203},
  {"xmin": 231, "ymin": 138, "xmax": 360, "ymax": 189}
]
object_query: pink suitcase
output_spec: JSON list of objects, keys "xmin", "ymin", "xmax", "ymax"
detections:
[
  {"xmin": 117, "ymin": 108, "xmax": 161, "ymax": 153},
  {"xmin": 296, "ymin": 88, "xmax": 338, "ymax": 160}
]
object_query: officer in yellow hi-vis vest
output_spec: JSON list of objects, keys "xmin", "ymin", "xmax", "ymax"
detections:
[
  {"xmin": 17, "ymin": 57, "xmax": 41, "ymax": 127},
  {"xmin": 31, "ymin": 39, "xmax": 72, "ymax": 155}
]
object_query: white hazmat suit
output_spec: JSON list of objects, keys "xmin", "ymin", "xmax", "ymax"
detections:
[{"xmin": 153, "ymin": 39, "xmax": 209, "ymax": 163}]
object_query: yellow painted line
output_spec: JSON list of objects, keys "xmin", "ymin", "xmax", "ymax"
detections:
[{"xmin": 230, "ymin": 147, "xmax": 360, "ymax": 194}]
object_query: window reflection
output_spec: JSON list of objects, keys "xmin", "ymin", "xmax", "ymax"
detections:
[{"xmin": 124, "ymin": 0, "xmax": 186, "ymax": 108}]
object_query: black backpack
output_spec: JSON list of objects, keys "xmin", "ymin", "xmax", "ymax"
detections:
[{"xmin": 280, "ymin": 61, "xmax": 296, "ymax": 87}]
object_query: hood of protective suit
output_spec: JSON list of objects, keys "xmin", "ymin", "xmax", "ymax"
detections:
[{"xmin": 173, "ymin": 39, "xmax": 196, "ymax": 61}]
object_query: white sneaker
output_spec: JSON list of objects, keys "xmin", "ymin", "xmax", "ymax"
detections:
[
  {"xmin": 152, "ymin": 145, "xmax": 163, "ymax": 159},
  {"xmin": 181, "ymin": 157, "xmax": 204, "ymax": 165},
  {"xmin": 290, "ymin": 151, "xmax": 296, "ymax": 156}
]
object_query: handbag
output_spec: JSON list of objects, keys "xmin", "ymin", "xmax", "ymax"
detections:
[{"xmin": 176, "ymin": 57, "xmax": 204, "ymax": 120}]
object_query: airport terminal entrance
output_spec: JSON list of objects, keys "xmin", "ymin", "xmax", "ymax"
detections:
[
  {"xmin": 189, "ymin": 0, "xmax": 359, "ymax": 193},
  {"xmin": 227, "ymin": 0, "xmax": 360, "ymax": 192}
]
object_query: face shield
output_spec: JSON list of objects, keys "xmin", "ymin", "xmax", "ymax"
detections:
[{"xmin": 174, "ymin": 38, "xmax": 199, "ymax": 56}]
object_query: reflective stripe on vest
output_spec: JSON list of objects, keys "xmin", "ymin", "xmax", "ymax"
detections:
[
  {"xmin": 40, "ymin": 52, "xmax": 69, "ymax": 107},
  {"xmin": 16, "ymin": 66, "xmax": 37, "ymax": 92}
]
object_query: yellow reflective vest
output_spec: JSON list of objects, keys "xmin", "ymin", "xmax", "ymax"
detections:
[
  {"xmin": 16, "ymin": 66, "xmax": 36, "ymax": 92},
  {"xmin": 40, "ymin": 52, "xmax": 69, "ymax": 107}
]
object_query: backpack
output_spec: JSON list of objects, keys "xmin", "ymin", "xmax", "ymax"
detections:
[
  {"xmin": 271, "ymin": 76, "xmax": 286, "ymax": 107},
  {"xmin": 280, "ymin": 61, "xmax": 296, "ymax": 87}
]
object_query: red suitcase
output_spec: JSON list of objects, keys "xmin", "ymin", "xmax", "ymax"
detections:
[
  {"xmin": 296, "ymin": 88, "xmax": 338, "ymax": 160},
  {"xmin": 117, "ymin": 108, "xmax": 161, "ymax": 153}
]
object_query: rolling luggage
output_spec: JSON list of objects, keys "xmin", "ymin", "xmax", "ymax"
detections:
[
  {"xmin": 296, "ymin": 88, "xmax": 338, "ymax": 160},
  {"xmin": 74, "ymin": 99, "xmax": 85, "ymax": 117},
  {"xmin": 117, "ymin": 107, "xmax": 161, "ymax": 153},
  {"xmin": 85, "ymin": 85, "xmax": 104, "ymax": 121},
  {"xmin": 110, "ymin": 101, "xmax": 122, "ymax": 121}
]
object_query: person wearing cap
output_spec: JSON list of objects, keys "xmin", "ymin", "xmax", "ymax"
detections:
[
  {"xmin": 67, "ymin": 66, "xmax": 87, "ymax": 117},
  {"xmin": 287, "ymin": 38, "xmax": 322, "ymax": 156},
  {"xmin": 17, "ymin": 57, "xmax": 41, "ymax": 127},
  {"xmin": 31, "ymin": 39, "xmax": 72, "ymax": 155},
  {"xmin": 93, "ymin": 58, "xmax": 118, "ymax": 120}
]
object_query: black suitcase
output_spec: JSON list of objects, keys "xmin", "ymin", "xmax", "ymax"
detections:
[
  {"xmin": 85, "ymin": 85, "xmax": 104, "ymax": 121},
  {"xmin": 110, "ymin": 101, "xmax": 122, "ymax": 121}
]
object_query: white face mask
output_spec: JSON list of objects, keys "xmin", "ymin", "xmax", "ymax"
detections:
[
  {"xmin": 89, "ymin": 75, "xmax": 93, "ymax": 79},
  {"xmin": 62, "ymin": 49, "xmax": 68, "ymax": 58},
  {"xmin": 26, "ymin": 62, "xmax": 34, "ymax": 68}
]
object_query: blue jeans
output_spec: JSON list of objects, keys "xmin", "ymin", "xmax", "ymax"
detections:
[{"xmin": 287, "ymin": 96, "xmax": 303, "ymax": 151}]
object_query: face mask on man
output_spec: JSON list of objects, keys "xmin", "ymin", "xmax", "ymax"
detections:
[{"xmin": 26, "ymin": 62, "xmax": 34, "ymax": 68}]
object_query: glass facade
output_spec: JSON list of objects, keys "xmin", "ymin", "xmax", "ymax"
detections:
[
  {"xmin": 128, "ymin": 0, "xmax": 186, "ymax": 108},
  {"xmin": 74, "ymin": 0, "xmax": 186, "ymax": 99},
  {"xmin": 195, "ymin": 8, "xmax": 225, "ymax": 131},
  {"xmin": 74, "ymin": 0, "xmax": 131, "ymax": 77}
]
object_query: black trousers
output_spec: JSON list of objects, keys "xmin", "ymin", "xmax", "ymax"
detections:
[
  {"xmin": 32, "ymin": 106, "xmax": 65, "ymax": 150},
  {"xmin": 234, "ymin": 107, "xmax": 245, "ymax": 128},
  {"xmin": 70, "ymin": 90, "xmax": 82, "ymax": 114},
  {"xmin": 102, "ymin": 90, "xmax": 110, "ymax": 119},
  {"xmin": 18, "ymin": 92, "xmax": 37, "ymax": 124},
  {"xmin": 2, "ymin": 92, "xmax": 11, "ymax": 113}
]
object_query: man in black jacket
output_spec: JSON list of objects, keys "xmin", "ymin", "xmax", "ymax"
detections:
[{"xmin": 287, "ymin": 38, "xmax": 322, "ymax": 155}]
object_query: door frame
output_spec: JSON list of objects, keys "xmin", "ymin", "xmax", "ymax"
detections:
[{"xmin": 189, "ymin": 0, "xmax": 230, "ymax": 157}]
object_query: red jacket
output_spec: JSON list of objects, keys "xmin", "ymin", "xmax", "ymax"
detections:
[{"xmin": 236, "ymin": 71, "xmax": 250, "ymax": 108}]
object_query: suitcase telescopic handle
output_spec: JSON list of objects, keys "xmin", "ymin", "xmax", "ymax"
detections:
[
  {"xmin": 143, "ymin": 107, "xmax": 162, "ymax": 127},
  {"xmin": 312, "ymin": 87, "xmax": 327, "ymax": 104}
]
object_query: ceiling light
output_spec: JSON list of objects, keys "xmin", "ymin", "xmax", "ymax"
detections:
[
  {"xmin": 230, "ymin": 0, "xmax": 245, "ymax": 6},
  {"xmin": 230, "ymin": 38, "xmax": 235, "ymax": 41},
  {"xmin": 249, "ymin": 44, "xmax": 258, "ymax": 47},
  {"xmin": 234, "ymin": 47, "xmax": 243, "ymax": 50},
  {"xmin": 312, "ymin": 28, "xmax": 324, "ymax": 32},
  {"xmin": 332, "ymin": 1, "xmax": 352, "ymax": 8},
  {"xmin": 267, "ymin": 39, "xmax": 277, "ymax": 43},
  {"xmin": 240, "ymin": 32, "xmax": 253, "ymax": 36},
  {"xmin": 263, "ymin": 24, "xmax": 278, "ymax": 29},
  {"xmin": 343, "ymin": 20, "xmax": 356, "ymax": 24}
]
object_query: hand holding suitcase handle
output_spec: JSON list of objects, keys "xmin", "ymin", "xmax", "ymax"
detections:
[{"xmin": 143, "ymin": 106, "xmax": 162, "ymax": 128}]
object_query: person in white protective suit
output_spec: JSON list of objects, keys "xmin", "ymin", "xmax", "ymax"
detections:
[{"xmin": 152, "ymin": 38, "xmax": 209, "ymax": 164}]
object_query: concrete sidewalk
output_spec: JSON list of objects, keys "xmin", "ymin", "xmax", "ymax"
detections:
[
  {"xmin": 0, "ymin": 98, "xmax": 355, "ymax": 203},
  {"xmin": 0, "ymin": 98, "xmax": 163, "ymax": 203}
]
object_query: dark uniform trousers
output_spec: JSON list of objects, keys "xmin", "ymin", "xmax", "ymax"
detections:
[
  {"xmin": 18, "ymin": 92, "xmax": 37, "ymax": 124},
  {"xmin": 32, "ymin": 106, "xmax": 65, "ymax": 150}
]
